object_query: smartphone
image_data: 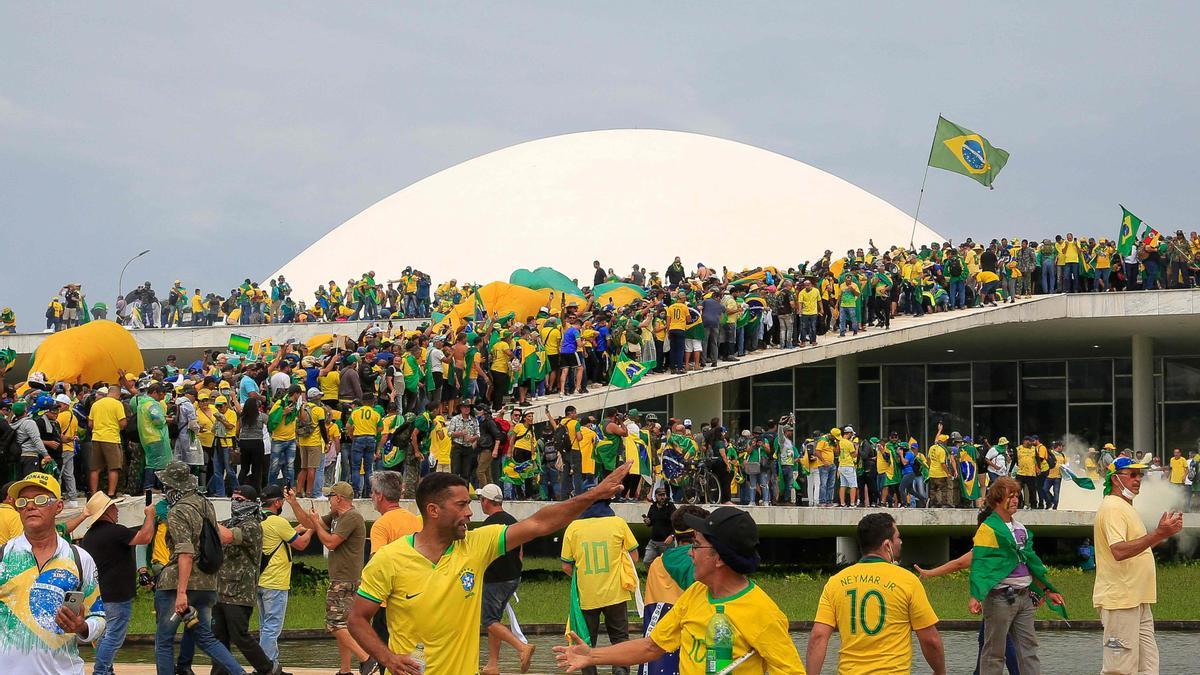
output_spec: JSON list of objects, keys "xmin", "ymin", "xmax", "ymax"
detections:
[
  {"xmin": 145, "ymin": 489, "xmax": 153, "ymax": 506},
  {"xmin": 62, "ymin": 591, "xmax": 84, "ymax": 615}
]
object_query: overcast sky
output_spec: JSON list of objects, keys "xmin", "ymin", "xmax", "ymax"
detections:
[{"xmin": 3, "ymin": 3, "xmax": 1198, "ymax": 329}]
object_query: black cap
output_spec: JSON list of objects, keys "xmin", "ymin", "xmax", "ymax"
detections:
[
  {"xmin": 260, "ymin": 485, "xmax": 284, "ymax": 501},
  {"xmin": 233, "ymin": 485, "xmax": 258, "ymax": 500},
  {"xmin": 682, "ymin": 506, "xmax": 758, "ymax": 559}
]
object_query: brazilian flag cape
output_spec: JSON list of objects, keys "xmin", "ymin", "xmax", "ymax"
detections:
[
  {"xmin": 594, "ymin": 429, "xmax": 623, "ymax": 472},
  {"xmin": 883, "ymin": 442, "xmax": 903, "ymax": 485},
  {"xmin": 500, "ymin": 456, "xmax": 539, "ymax": 485},
  {"xmin": 970, "ymin": 512, "xmax": 1067, "ymax": 618},
  {"xmin": 958, "ymin": 444, "xmax": 981, "ymax": 501},
  {"xmin": 402, "ymin": 353, "xmax": 422, "ymax": 393},
  {"xmin": 566, "ymin": 570, "xmax": 592, "ymax": 645}
]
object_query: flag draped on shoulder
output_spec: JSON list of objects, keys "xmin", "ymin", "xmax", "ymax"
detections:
[
  {"xmin": 957, "ymin": 444, "xmax": 981, "ymax": 501},
  {"xmin": 970, "ymin": 512, "xmax": 1067, "ymax": 619},
  {"xmin": 928, "ymin": 116, "xmax": 1010, "ymax": 188},
  {"xmin": 566, "ymin": 570, "xmax": 592, "ymax": 645}
]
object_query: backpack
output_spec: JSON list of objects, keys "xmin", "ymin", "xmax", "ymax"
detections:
[
  {"xmin": 296, "ymin": 403, "xmax": 317, "ymax": 438},
  {"xmin": 178, "ymin": 500, "xmax": 224, "ymax": 574},
  {"xmin": 947, "ymin": 258, "xmax": 963, "ymax": 277},
  {"xmin": 0, "ymin": 416, "xmax": 19, "ymax": 465},
  {"xmin": 551, "ymin": 424, "xmax": 573, "ymax": 456},
  {"xmin": 1046, "ymin": 450, "xmax": 1058, "ymax": 470}
]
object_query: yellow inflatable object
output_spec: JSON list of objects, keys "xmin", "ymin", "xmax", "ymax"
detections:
[
  {"xmin": 28, "ymin": 320, "xmax": 145, "ymax": 386},
  {"xmin": 227, "ymin": 307, "xmax": 242, "ymax": 323},
  {"xmin": 593, "ymin": 285, "xmax": 644, "ymax": 309},
  {"xmin": 306, "ymin": 333, "xmax": 334, "ymax": 353},
  {"xmin": 434, "ymin": 281, "xmax": 586, "ymax": 334}
]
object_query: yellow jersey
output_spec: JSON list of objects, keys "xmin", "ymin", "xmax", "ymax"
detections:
[
  {"xmin": 578, "ymin": 425, "xmax": 599, "ymax": 474},
  {"xmin": 1170, "ymin": 456, "xmax": 1188, "ymax": 484},
  {"xmin": 259, "ymin": 514, "xmax": 299, "ymax": 591},
  {"xmin": 356, "ymin": 525, "xmax": 507, "ymax": 675},
  {"xmin": 318, "ymin": 370, "xmax": 340, "ymax": 402},
  {"xmin": 349, "ymin": 406, "xmax": 381, "ymax": 437},
  {"xmin": 667, "ymin": 302, "xmax": 690, "ymax": 331},
  {"xmin": 268, "ymin": 400, "xmax": 297, "ymax": 441},
  {"xmin": 927, "ymin": 445, "xmax": 948, "ymax": 479},
  {"xmin": 88, "ymin": 396, "xmax": 126, "ymax": 443},
  {"xmin": 560, "ymin": 516, "xmax": 638, "ymax": 610},
  {"xmin": 649, "ymin": 580, "xmax": 805, "ymax": 675},
  {"xmin": 1014, "ymin": 445, "xmax": 1038, "ymax": 476},
  {"xmin": 490, "ymin": 340, "xmax": 512, "ymax": 374},
  {"xmin": 370, "ymin": 508, "xmax": 423, "ymax": 553},
  {"xmin": 837, "ymin": 439, "xmax": 857, "ymax": 468},
  {"xmin": 298, "ymin": 403, "xmax": 326, "ymax": 446},
  {"xmin": 814, "ymin": 558, "xmax": 938, "ymax": 674},
  {"xmin": 797, "ymin": 287, "xmax": 820, "ymax": 315}
]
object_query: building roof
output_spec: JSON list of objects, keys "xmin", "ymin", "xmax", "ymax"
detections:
[{"xmin": 270, "ymin": 128, "xmax": 943, "ymax": 295}]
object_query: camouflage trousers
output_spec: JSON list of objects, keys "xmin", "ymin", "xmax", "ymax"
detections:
[{"xmin": 402, "ymin": 453, "xmax": 423, "ymax": 498}]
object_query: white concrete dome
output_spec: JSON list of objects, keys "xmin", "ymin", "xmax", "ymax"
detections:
[{"xmin": 271, "ymin": 129, "xmax": 942, "ymax": 295}]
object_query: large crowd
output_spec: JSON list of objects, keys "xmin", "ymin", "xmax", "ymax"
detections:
[
  {"xmin": 10, "ymin": 228, "xmax": 1200, "ymax": 336},
  {"xmin": 0, "ymin": 231, "xmax": 1196, "ymax": 674}
]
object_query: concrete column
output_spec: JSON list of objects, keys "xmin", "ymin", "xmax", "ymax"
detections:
[
  {"xmin": 836, "ymin": 354, "xmax": 859, "ymax": 429},
  {"xmin": 672, "ymin": 383, "xmax": 723, "ymax": 427},
  {"xmin": 835, "ymin": 536, "xmax": 860, "ymax": 565},
  {"xmin": 1132, "ymin": 335, "xmax": 1155, "ymax": 457}
]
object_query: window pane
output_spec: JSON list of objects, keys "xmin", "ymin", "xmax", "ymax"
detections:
[
  {"xmin": 858, "ymin": 366, "xmax": 880, "ymax": 382},
  {"xmin": 884, "ymin": 365, "xmax": 925, "ymax": 407},
  {"xmin": 973, "ymin": 362, "xmax": 1018, "ymax": 405},
  {"xmin": 633, "ymin": 395, "xmax": 670, "ymax": 417},
  {"xmin": 1115, "ymin": 380, "xmax": 1133, "ymax": 451},
  {"xmin": 1115, "ymin": 358, "xmax": 1132, "ymax": 376},
  {"xmin": 753, "ymin": 385, "xmax": 793, "ymax": 429},
  {"xmin": 725, "ymin": 411, "xmax": 751, "ymax": 436},
  {"xmin": 723, "ymin": 379, "xmax": 751, "ymax": 411},
  {"xmin": 1068, "ymin": 360, "xmax": 1113, "ymax": 404},
  {"xmin": 793, "ymin": 409, "xmax": 837, "ymax": 439},
  {"xmin": 1163, "ymin": 403, "xmax": 1200, "ymax": 457},
  {"xmin": 1021, "ymin": 378, "xmax": 1066, "ymax": 442},
  {"xmin": 883, "ymin": 408, "xmax": 926, "ymax": 448},
  {"xmin": 929, "ymin": 363, "xmax": 970, "ymax": 380},
  {"xmin": 755, "ymin": 368, "xmax": 791, "ymax": 384},
  {"xmin": 859, "ymin": 382, "xmax": 881, "ymax": 440},
  {"xmin": 1021, "ymin": 361, "xmax": 1065, "ymax": 378},
  {"xmin": 1068, "ymin": 404, "xmax": 1114, "ymax": 449},
  {"xmin": 973, "ymin": 406, "xmax": 1018, "ymax": 448},
  {"xmin": 1164, "ymin": 358, "xmax": 1200, "ymax": 401},
  {"xmin": 795, "ymin": 367, "xmax": 836, "ymax": 409},
  {"xmin": 928, "ymin": 380, "xmax": 971, "ymax": 442}
]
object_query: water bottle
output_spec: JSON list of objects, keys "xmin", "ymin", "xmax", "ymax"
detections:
[
  {"xmin": 410, "ymin": 642, "xmax": 426, "ymax": 673},
  {"xmin": 705, "ymin": 606, "xmax": 734, "ymax": 674}
]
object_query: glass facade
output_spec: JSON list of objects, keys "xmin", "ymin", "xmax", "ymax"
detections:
[{"xmin": 693, "ymin": 357, "xmax": 1200, "ymax": 456}]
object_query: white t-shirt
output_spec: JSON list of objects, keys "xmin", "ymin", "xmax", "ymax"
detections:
[
  {"xmin": 986, "ymin": 446, "xmax": 1010, "ymax": 476},
  {"xmin": 269, "ymin": 371, "xmax": 292, "ymax": 396}
]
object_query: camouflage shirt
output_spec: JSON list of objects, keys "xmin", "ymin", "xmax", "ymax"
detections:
[
  {"xmin": 217, "ymin": 516, "xmax": 263, "ymax": 606},
  {"xmin": 157, "ymin": 493, "xmax": 218, "ymax": 592}
]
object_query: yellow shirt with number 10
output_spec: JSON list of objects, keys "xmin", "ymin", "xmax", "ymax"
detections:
[
  {"xmin": 814, "ymin": 558, "xmax": 938, "ymax": 675},
  {"xmin": 560, "ymin": 516, "xmax": 638, "ymax": 610}
]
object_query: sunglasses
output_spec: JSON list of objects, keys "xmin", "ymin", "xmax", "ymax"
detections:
[
  {"xmin": 1121, "ymin": 471, "xmax": 1145, "ymax": 479},
  {"xmin": 15, "ymin": 495, "xmax": 57, "ymax": 508}
]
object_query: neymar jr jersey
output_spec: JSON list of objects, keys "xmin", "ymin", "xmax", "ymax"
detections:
[
  {"xmin": 357, "ymin": 525, "xmax": 506, "ymax": 675},
  {"xmin": 814, "ymin": 558, "xmax": 938, "ymax": 675},
  {"xmin": 560, "ymin": 516, "xmax": 639, "ymax": 610},
  {"xmin": 0, "ymin": 535, "xmax": 105, "ymax": 675},
  {"xmin": 649, "ymin": 580, "xmax": 805, "ymax": 675}
]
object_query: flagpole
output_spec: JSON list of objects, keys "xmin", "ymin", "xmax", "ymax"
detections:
[{"xmin": 909, "ymin": 116, "xmax": 942, "ymax": 248}]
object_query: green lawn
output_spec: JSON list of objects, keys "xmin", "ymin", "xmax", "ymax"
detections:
[{"xmin": 125, "ymin": 557, "xmax": 1200, "ymax": 635}]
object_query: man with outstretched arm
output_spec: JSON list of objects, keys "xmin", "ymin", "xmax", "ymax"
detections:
[{"xmin": 347, "ymin": 461, "xmax": 634, "ymax": 674}]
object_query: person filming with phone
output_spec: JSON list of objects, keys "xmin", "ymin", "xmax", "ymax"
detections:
[{"xmin": 0, "ymin": 473, "xmax": 106, "ymax": 674}]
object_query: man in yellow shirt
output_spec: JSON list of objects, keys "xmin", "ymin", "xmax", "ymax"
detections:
[
  {"xmin": 369, "ymin": 471, "xmax": 422, "ymax": 552},
  {"xmin": 259, "ymin": 485, "xmax": 315, "ymax": 666},
  {"xmin": 87, "ymin": 384, "xmax": 127, "ymax": 497},
  {"xmin": 926, "ymin": 434, "xmax": 955, "ymax": 508},
  {"xmin": 814, "ymin": 429, "xmax": 839, "ymax": 506},
  {"xmin": 268, "ymin": 385, "xmax": 301, "ymax": 488},
  {"xmin": 1094, "ymin": 457, "xmax": 1182, "ymax": 675},
  {"xmin": 349, "ymin": 463, "xmax": 632, "ymax": 675},
  {"xmin": 808, "ymin": 513, "xmax": 944, "ymax": 674},
  {"xmin": 797, "ymin": 278, "xmax": 821, "ymax": 346},
  {"xmin": 1013, "ymin": 437, "xmax": 1040, "ymax": 509},
  {"xmin": 348, "ymin": 394, "xmax": 383, "ymax": 498},
  {"xmin": 836, "ymin": 428, "xmax": 859, "ymax": 507},
  {"xmin": 1168, "ymin": 448, "xmax": 1189, "ymax": 499},
  {"xmin": 560, "ymin": 500, "xmax": 640, "ymax": 674},
  {"xmin": 489, "ymin": 333, "xmax": 513, "ymax": 410},
  {"xmin": 297, "ymin": 388, "xmax": 329, "ymax": 498},
  {"xmin": 666, "ymin": 292, "xmax": 691, "ymax": 374},
  {"xmin": 555, "ymin": 506, "xmax": 806, "ymax": 674}
]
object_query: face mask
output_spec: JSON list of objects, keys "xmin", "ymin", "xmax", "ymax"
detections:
[
  {"xmin": 1116, "ymin": 475, "xmax": 1136, "ymax": 500},
  {"xmin": 230, "ymin": 499, "xmax": 260, "ymax": 523}
]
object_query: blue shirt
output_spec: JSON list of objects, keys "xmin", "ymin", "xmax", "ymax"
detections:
[
  {"xmin": 903, "ymin": 451, "xmax": 915, "ymax": 475},
  {"xmin": 238, "ymin": 374, "xmax": 260, "ymax": 404},
  {"xmin": 561, "ymin": 326, "xmax": 580, "ymax": 354},
  {"xmin": 303, "ymin": 366, "xmax": 320, "ymax": 390},
  {"xmin": 595, "ymin": 326, "xmax": 609, "ymax": 354},
  {"xmin": 700, "ymin": 298, "xmax": 723, "ymax": 326}
]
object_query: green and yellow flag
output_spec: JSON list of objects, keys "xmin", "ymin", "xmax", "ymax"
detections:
[
  {"xmin": 1117, "ymin": 205, "xmax": 1162, "ymax": 256},
  {"xmin": 610, "ymin": 351, "xmax": 649, "ymax": 389},
  {"xmin": 970, "ymin": 512, "xmax": 1068, "ymax": 619},
  {"xmin": 928, "ymin": 116, "xmax": 1010, "ymax": 188}
]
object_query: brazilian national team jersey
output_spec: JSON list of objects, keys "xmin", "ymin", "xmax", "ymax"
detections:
[
  {"xmin": 814, "ymin": 558, "xmax": 938, "ymax": 674},
  {"xmin": 357, "ymin": 524, "xmax": 507, "ymax": 675},
  {"xmin": 0, "ymin": 534, "xmax": 105, "ymax": 675},
  {"xmin": 649, "ymin": 580, "xmax": 805, "ymax": 674}
]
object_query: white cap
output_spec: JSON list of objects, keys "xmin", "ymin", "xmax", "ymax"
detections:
[
  {"xmin": 95, "ymin": 387, "xmax": 109, "ymax": 395},
  {"xmin": 843, "ymin": 425, "xmax": 855, "ymax": 434},
  {"xmin": 54, "ymin": 394, "xmax": 71, "ymax": 406},
  {"xmin": 478, "ymin": 483, "xmax": 503, "ymax": 502},
  {"xmin": 28, "ymin": 371, "xmax": 47, "ymax": 385},
  {"xmin": 307, "ymin": 387, "xmax": 322, "ymax": 399},
  {"xmin": 683, "ymin": 418, "xmax": 693, "ymax": 427}
]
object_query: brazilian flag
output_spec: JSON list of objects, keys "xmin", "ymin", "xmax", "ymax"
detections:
[
  {"xmin": 927, "ymin": 116, "xmax": 1010, "ymax": 188},
  {"xmin": 958, "ymin": 445, "xmax": 981, "ymax": 501},
  {"xmin": 610, "ymin": 352, "xmax": 649, "ymax": 389},
  {"xmin": 1117, "ymin": 205, "xmax": 1142, "ymax": 257}
]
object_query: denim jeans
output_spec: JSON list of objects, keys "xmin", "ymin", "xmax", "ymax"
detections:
[
  {"xmin": 799, "ymin": 314, "xmax": 818, "ymax": 344},
  {"xmin": 1062, "ymin": 262, "xmax": 1080, "ymax": 292},
  {"xmin": 94, "ymin": 598, "xmax": 132, "ymax": 675},
  {"xmin": 780, "ymin": 465, "xmax": 794, "ymax": 503},
  {"xmin": 207, "ymin": 444, "xmax": 238, "ymax": 497},
  {"xmin": 1144, "ymin": 259, "xmax": 1162, "ymax": 289},
  {"xmin": 818, "ymin": 465, "xmax": 835, "ymax": 504},
  {"xmin": 736, "ymin": 325, "xmax": 745, "ymax": 355},
  {"xmin": 667, "ymin": 330, "xmax": 685, "ymax": 369},
  {"xmin": 541, "ymin": 462, "xmax": 561, "ymax": 500},
  {"xmin": 268, "ymin": 439, "xmax": 296, "ymax": 486},
  {"xmin": 350, "ymin": 436, "xmax": 376, "ymax": 496},
  {"xmin": 837, "ymin": 307, "xmax": 859, "ymax": 336},
  {"xmin": 60, "ymin": 448, "xmax": 78, "ymax": 499},
  {"xmin": 154, "ymin": 588, "xmax": 245, "ymax": 675},
  {"xmin": 949, "ymin": 279, "xmax": 966, "ymax": 308},
  {"xmin": 1040, "ymin": 259, "xmax": 1057, "ymax": 293},
  {"xmin": 739, "ymin": 472, "xmax": 768, "ymax": 505},
  {"xmin": 257, "ymin": 588, "xmax": 289, "ymax": 663}
]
